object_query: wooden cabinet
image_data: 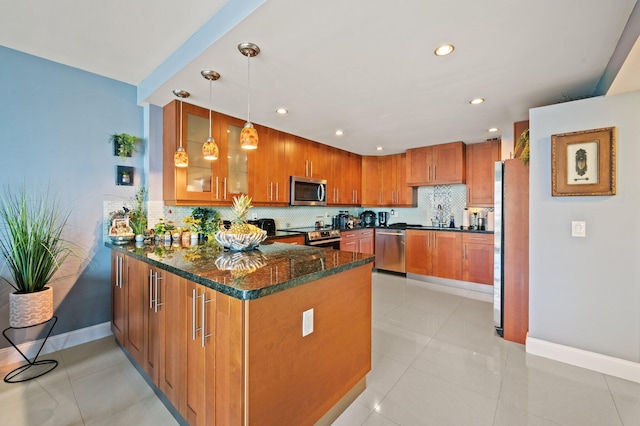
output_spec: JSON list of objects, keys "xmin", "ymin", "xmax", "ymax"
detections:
[
  {"xmin": 111, "ymin": 252, "xmax": 128, "ymax": 345},
  {"xmin": 125, "ymin": 257, "xmax": 146, "ymax": 367},
  {"xmin": 406, "ymin": 230, "xmax": 431, "ymax": 275},
  {"xmin": 432, "ymin": 231, "xmax": 462, "ymax": 280},
  {"xmin": 285, "ymin": 135, "xmax": 326, "ymax": 179},
  {"xmin": 466, "ymin": 139, "xmax": 501, "ymax": 207},
  {"xmin": 163, "ymin": 101, "xmax": 251, "ymax": 206},
  {"xmin": 361, "ymin": 154, "xmax": 416, "ymax": 207},
  {"xmin": 406, "ymin": 229, "xmax": 493, "ymax": 284},
  {"xmin": 462, "ymin": 233, "xmax": 494, "ymax": 285},
  {"xmin": 340, "ymin": 228, "xmax": 374, "ymax": 254},
  {"xmin": 406, "ymin": 142, "xmax": 466, "ymax": 186},
  {"xmin": 248, "ymin": 126, "xmax": 288, "ymax": 204},
  {"xmin": 327, "ymin": 148, "xmax": 362, "ymax": 205}
]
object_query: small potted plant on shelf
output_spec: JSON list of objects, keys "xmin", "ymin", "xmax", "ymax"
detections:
[
  {"xmin": 0, "ymin": 185, "xmax": 77, "ymax": 327},
  {"xmin": 110, "ymin": 133, "xmax": 142, "ymax": 161}
]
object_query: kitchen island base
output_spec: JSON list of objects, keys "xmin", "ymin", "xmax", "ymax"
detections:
[{"xmin": 109, "ymin": 244, "xmax": 373, "ymax": 426}]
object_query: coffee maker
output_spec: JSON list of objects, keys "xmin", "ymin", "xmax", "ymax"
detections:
[
  {"xmin": 360, "ymin": 210, "xmax": 376, "ymax": 227},
  {"xmin": 378, "ymin": 211, "xmax": 389, "ymax": 227}
]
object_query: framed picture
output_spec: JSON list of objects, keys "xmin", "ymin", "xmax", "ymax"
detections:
[
  {"xmin": 116, "ymin": 166, "xmax": 134, "ymax": 186},
  {"xmin": 551, "ymin": 127, "xmax": 616, "ymax": 196}
]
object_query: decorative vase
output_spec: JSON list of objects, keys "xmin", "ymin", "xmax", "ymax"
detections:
[
  {"xmin": 9, "ymin": 287, "xmax": 54, "ymax": 328},
  {"xmin": 135, "ymin": 234, "xmax": 144, "ymax": 242},
  {"xmin": 181, "ymin": 231, "xmax": 191, "ymax": 244}
]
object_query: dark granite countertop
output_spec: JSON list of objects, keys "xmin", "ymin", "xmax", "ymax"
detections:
[
  {"xmin": 400, "ymin": 225, "xmax": 493, "ymax": 234},
  {"xmin": 106, "ymin": 240, "xmax": 374, "ymax": 300}
]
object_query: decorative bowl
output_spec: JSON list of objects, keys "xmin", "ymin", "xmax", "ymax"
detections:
[
  {"xmin": 214, "ymin": 251, "xmax": 267, "ymax": 276},
  {"xmin": 214, "ymin": 229, "xmax": 267, "ymax": 251},
  {"xmin": 110, "ymin": 233, "xmax": 135, "ymax": 245}
]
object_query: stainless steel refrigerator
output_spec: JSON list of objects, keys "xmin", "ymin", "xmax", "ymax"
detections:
[{"xmin": 493, "ymin": 161, "xmax": 504, "ymax": 336}]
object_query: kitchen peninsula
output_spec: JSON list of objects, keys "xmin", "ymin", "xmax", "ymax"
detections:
[{"xmin": 108, "ymin": 240, "xmax": 374, "ymax": 425}]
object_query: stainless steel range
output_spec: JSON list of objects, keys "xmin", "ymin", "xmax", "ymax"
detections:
[{"xmin": 280, "ymin": 227, "xmax": 342, "ymax": 249}]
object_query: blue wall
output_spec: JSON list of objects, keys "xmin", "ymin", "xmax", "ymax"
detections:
[{"xmin": 0, "ymin": 46, "xmax": 144, "ymax": 346}]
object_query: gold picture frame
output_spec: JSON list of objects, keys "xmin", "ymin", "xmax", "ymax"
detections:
[{"xmin": 551, "ymin": 127, "xmax": 616, "ymax": 196}]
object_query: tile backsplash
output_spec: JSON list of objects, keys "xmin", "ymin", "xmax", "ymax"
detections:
[{"xmin": 103, "ymin": 184, "xmax": 491, "ymax": 239}]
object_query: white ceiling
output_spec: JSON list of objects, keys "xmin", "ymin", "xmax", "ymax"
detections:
[{"xmin": 1, "ymin": 0, "xmax": 638, "ymax": 155}]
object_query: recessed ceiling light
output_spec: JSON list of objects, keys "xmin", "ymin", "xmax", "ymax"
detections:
[
  {"xmin": 335, "ymin": 130, "xmax": 344, "ymax": 136},
  {"xmin": 376, "ymin": 146, "xmax": 383, "ymax": 151},
  {"xmin": 276, "ymin": 107, "xmax": 288, "ymax": 115},
  {"xmin": 470, "ymin": 98, "xmax": 485, "ymax": 105},
  {"xmin": 488, "ymin": 127, "xmax": 499, "ymax": 132},
  {"xmin": 434, "ymin": 44, "xmax": 455, "ymax": 56}
]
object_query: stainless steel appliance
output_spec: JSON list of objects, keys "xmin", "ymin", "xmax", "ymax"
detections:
[
  {"xmin": 375, "ymin": 228, "xmax": 405, "ymax": 273},
  {"xmin": 280, "ymin": 227, "xmax": 342, "ymax": 249},
  {"xmin": 493, "ymin": 161, "xmax": 504, "ymax": 337},
  {"xmin": 378, "ymin": 212, "xmax": 389, "ymax": 227},
  {"xmin": 290, "ymin": 176, "xmax": 327, "ymax": 206},
  {"xmin": 360, "ymin": 210, "xmax": 376, "ymax": 227},
  {"xmin": 248, "ymin": 218, "xmax": 276, "ymax": 236}
]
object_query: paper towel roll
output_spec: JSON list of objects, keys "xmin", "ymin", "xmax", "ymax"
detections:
[
  {"xmin": 462, "ymin": 209, "xmax": 470, "ymax": 228},
  {"xmin": 487, "ymin": 211, "xmax": 495, "ymax": 231}
]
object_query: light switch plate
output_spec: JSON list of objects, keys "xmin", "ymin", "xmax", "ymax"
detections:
[
  {"xmin": 302, "ymin": 308, "xmax": 314, "ymax": 337},
  {"xmin": 571, "ymin": 221, "xmax": 586, "ymax": 237}
]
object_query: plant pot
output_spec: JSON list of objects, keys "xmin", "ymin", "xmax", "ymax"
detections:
[
  {"xmin": 9, "ymin": 287, "xmax": 54, "ymax": 328},
  {"xmin": 135, "ymin": 234, "xmax": 144, "ymax": 242}
]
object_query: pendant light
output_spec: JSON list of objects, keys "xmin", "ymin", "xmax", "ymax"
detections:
[
  {"xmin": 238, "ymin": 42, "xmax": 260, "ymax": 150},
  {"xmin": 201, "ymin": 70, "xmax": 221, "ymax": 160},
  {"xmin": 173, "ymin": 89, "xmax": 190, "ymax": 168}
]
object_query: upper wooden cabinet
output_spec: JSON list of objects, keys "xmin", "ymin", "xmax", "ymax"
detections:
[
  {"xmin": 285, "ymin": 136, "xmax": 326, "ymax": 179},
  {"xmin": 406, "ymin": 142, "xmax": 466, "ymax": 186},
  {"xmin": 164, "ymin": 100, "xmax": 251, "ymax": 206},
  {"xmin": 247, "ymin": 126, "xmax": 288, "ymax": 205},
  {"xmin": 466, "ymin": 139, "xmax": 501, "ymax": 207},
  {"xmin": 362, "ymin": 154, "xmax": 416, "ymax": 207},
  {"xmin": 327, "ymin": 147, "xmax": 362, "ymax": 205}
]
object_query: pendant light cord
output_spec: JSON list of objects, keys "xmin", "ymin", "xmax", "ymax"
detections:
[
  {"xmin": 247, "ymin": 53, "xmax": 251, "ymax": 123},
  {"xmin": 179, "ymin": 100, "xmax": 183, "ymax": 148},
  {"xmin": 208, "ymin": 79, "xmax": 213, "ymax": 138}
]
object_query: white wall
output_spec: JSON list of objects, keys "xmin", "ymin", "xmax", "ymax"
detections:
[{"xmin": 529, "ymin": 91, "xmax": 640, "ymax": 363}]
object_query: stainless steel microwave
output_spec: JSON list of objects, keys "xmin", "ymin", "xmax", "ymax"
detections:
[{"xmin": 290, "ymin": 176, "xmax": 327, "ymax": 206}]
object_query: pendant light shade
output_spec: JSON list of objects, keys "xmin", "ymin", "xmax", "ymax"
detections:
[
  {"xmin": 173, "ymin": 89, "xmax": 190, "ymax": 168},
  {"xmin": 201, "ymin": 70, "xmax": 221, "ymax": 160},
  {"xmin": 238, "ymin": 42, "xmax": 260, "ymax": 150}
]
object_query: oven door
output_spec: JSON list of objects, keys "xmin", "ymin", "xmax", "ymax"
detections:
[{"xmin": 306, "ymin": 237, "xmax": 341, "ymax": 250}]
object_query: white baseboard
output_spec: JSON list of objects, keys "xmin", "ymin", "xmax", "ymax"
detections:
[
  {"xmin": 526, "ymin": 336, "xmax": 640, "ymax": 384},
  {"xmin": 0, "ymin": 321, "xmax": 113, "ymax": 367}
]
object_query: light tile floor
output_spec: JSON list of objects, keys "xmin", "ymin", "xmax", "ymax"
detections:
[{"xmin": 1, "ymin": 272, "xmax": 638, "ymax": 425}]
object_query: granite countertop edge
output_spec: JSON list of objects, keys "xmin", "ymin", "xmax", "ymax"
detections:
[{"xmin": 106, "ymin": 242, "xmax": 374, "ymax": 300}]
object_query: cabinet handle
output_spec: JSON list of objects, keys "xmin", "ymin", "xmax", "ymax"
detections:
[
  {"xmin": 149, "ymin": 270, "xmax": 154, "ymax": 309},
  {"xmin": 336, "ymin": 188, "xmax": 339, "ymax": 203},
  {"xmin": 275, "ymin": 182, "xmax": 279, "ymax": 201},
  {"xmin": 305, "ymin": 160, "xmax": 309, "ymax": 177},
  {"xmin": 191, "ymin": 289, "xmax": 197, "ymax": 341},
  {"xmin": 154, "ymin": 272, "xmax": 164, "ymax": 313},
  {"xmin": 464, "ymin": 244, "xmax": 467, "ymax": 260},
  {"xmin": 355, "ymin": 190, "xmax": 358, "ymax": 203},
  {"xmin": 215, "ymin": 176, "xmax": 219, "ymax": 199},
  {"xmin": 201, "ymin": 292, "xmax": 212, "ymax": 347},
  {"xmin": 310, "ymin": 161, "xmax": 313, "ymax": 177},
  {"xmin": 223, "ymin": 178, "xmax": 227, "ymax": 200},
  {"xmin": 269, "ymin": 182, "xmax": 273, "ymax": 201}
]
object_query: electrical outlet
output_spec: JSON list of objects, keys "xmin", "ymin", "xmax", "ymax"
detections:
[
  {"xmin": 302, "ymin": 308, "xmax": 314, "ymax": 337},
  {"xmin": 325, "ymin": 213, "xmax": 331, "ymax": 218},
  {"xmin": 251, "ymin": 213, "xmax": 258, "ymax": 220}
]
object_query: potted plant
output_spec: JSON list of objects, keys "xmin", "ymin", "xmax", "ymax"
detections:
[
  {"xmin": 187, "ymin": 207, "xmax": 220, "ymax": 240},
  {"xmin": 110, "ymin": 133, "xmax": 142, "ymax": 161},
  {"xmin": 127, "ymin": 187, "xmax": 147, "ymax": 241},
  {"xmin": 0, "ymin": 186, "xmax": 75, "ymax": 327}
]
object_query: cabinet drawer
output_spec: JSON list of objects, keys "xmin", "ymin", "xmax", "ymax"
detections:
[
  {"xmin": 462, "ymin": 233, "xmax": 493, "ymax": 245},
  {"xmin": 341, "ymin": 229, "xmax": 373, "ymax": 239}
]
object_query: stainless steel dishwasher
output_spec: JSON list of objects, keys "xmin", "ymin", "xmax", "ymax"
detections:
[{"xmin": 375, "ymin": 228, "xmax": 406, "ymax": 273}]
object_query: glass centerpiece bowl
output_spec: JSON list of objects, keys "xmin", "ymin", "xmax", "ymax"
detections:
[{"xmin": 215, "ymin": 195, "xmax": 267, "ymax": 251}]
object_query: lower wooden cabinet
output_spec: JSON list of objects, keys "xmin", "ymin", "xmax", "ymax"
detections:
[
  {"xmin": 462, "ymin": 233, "xmax": 494, "ymax": 285},
  {"xmin": 405, "ymin": 230, "xmax": 492, "ymax": 285},
  {"xmin": 111, "ymin": 252, "xmax": 128, "ymax": 345},
  {"xmin": 273, "ymin": 235, "xmax": 305, "ymax": 245},
  {"xmin": 340, "ymin": 229, "xmax": 374, "ymax": 254}
]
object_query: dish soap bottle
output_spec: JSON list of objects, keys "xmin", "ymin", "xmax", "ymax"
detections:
[{"xmin": 449, "ymin": 214, "xmax": 455, "ymax": 228}]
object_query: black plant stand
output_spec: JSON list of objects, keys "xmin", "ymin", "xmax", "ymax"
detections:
[{"xmin": 3, "ymin": 316, "xmax": 58, "ymax": 383}]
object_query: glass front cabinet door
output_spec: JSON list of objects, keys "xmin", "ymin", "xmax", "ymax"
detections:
[{"xmin": 164, "ymin": 100, "xmax": 246, "ymax": 205}]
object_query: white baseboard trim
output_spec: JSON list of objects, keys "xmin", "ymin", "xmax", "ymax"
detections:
[
  {"xmin": 0, "ymin": 321, "xmax": 113, "ymax": 367},
  {"xmin": 526, "ymin": 336, "xmax": 640, "ymax": 384}
]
